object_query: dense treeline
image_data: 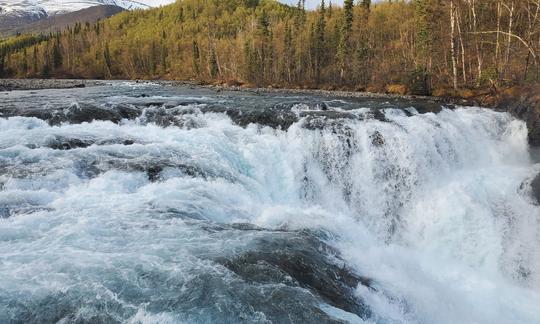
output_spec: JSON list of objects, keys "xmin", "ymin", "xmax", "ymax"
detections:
[{"xmin": 1, "ymin": 0, "xmax": 540, "ymax": 95}]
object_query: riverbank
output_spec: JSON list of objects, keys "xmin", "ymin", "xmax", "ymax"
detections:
[
  {"xmin": 1, "ymin": 78, "xmax": 539, "ymax": 147},
  {"xmin": 0, "ymin": 79, "xmax": 106, "ymax": 91}
]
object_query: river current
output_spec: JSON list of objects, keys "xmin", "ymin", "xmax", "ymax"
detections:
[{"xmin": 0, "ymin": 82, "xmax": 539, "ymax": 323}]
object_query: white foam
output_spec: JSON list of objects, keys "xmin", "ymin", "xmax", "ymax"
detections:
[{"xmin": 0, "ymin": 106, "xmax": 539, "ymax": 323}]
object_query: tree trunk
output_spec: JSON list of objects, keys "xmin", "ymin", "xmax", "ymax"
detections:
[
  {"xmin": 469, "ymin": 0, "xmax": 483, "ymax": 84},
  {"xmin": 504, "ymin": 1, "xmax": 515, "ymax": 78},
  {"xmin": 457, "ymin": 7, "xmax": 467, "ymax": 84},
  {"xmin": 495, "ymin": 0, "xmax": 502, "ymax": 81},
  {"xmin": 450, "ymin": 1, "xmax": 458, "ymax": 90}
]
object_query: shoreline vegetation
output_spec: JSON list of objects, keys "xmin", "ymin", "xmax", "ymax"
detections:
[
  {"xmin": 1, "ymin": 1, "xmax": 539, "ymax": 94},
  {"xmin": 0, "ymin": 77, "xmax": 513, "ymax": 106}
]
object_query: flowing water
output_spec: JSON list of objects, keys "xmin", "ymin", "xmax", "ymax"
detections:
[{"xmin": 0, "ymin": 82, "xmax": 539, "ymax": 323}]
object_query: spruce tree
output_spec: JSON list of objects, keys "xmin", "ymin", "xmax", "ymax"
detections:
[
  {"xmin": 52, "ymin": 36, "xmax": 62, "ymax": 70},
  {"xmin": 0, "ymin": 54, "xmax": 5, "ymax": 78},
  {"xmin": 41, "ymin": 48, "xmax": 50, "ymax": 77},
  {"xmin": 192, "ymin": 40, "xmax": 200, "ymax": 75},
  {"xmin": 314, "ymin": 0, "xmax": 326, "ymax": 85},
  {"xmin": 21, "ymin": 48, "xmax": 28, "ymax": 74},
  {"xmin": 103, "ymin": 43, "xmax": 112, "ymax": 77},
  {"xmin": 336, "ymin": 0, "xmax": 354, "ymax": 84},
  {"xmin": 209, "ymin": 47, "xmax": 218, "ymax": 79},
  {"xmin": 32, "ymin": 46, "xmax": 38, "ymax": 75}
]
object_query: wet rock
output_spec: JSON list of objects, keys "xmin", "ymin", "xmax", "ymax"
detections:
[
  {"xmin": 302, "ymin": 112, "xmax": 359, "ymax": 130},
  {"xmin": 372, "ymin": 109, "xmax": 388, "ymax": 122},
  {"xmin": 225, "ymin": 106, "xmax": 299, "ymax": 130},
  {"xmin": 497, "ymin": 85, "xmax": 540, "ymax": 147},
  {"xmin": 142, "ymin": 101, "xmax": 169, "ymax": 108},
  {"xmin": 370, "ymin": 131, "xmax": 385, "ymax": 147},
  {"xmin": 0, "ymin": 206, "xmax": 54, "ymax": 218},
  {"xmin": 19, "ymin": 109, "xmax": 57, "ymax": 121},
  {"xmin": 64, "ymin": 103, "xmax": 123, "ymax": 124},
  {"xmin": 146, "ymin": 165, "xmax": 163, "ymax": 182},
  {"xmin": 26, "ymin": 103, "xmax": 126, "ymax": 125},
  {"xmin": 95, "ymin": 138, "xmax": 137, "ymax": 146},
  {"xmin": 531, "ymin": 173, "xmax": 540, "ymax": 205},
  {"xmin": 45, "ymin": 136, "xmax": 93, "ymax": 150},
  {"xmin": 218, "ymin": 230, "xmax": 372, "ymax": 320},
  {"xmin": 141, "ymin": 107, "xmax": 184, "ymax": 127},
  {"xmin": 0, "ymin": 79, "xmax": 103, "ymax": 91},
  {"xmin": 114, "ymin": 104, "xmax": 141, "ymax": 120}
]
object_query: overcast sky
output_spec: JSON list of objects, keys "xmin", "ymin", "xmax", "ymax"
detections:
[{"xmin": 139, "ymin": 0, "xmax": 343, "ymax": 9}]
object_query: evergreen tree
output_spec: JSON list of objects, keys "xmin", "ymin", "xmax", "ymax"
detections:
[
  {"xmin": 160, "ymin": 41, "xmax": 168, "ymax": 73},
  {"xmin": 0, "ymin": 54, "xmax": 5, "ymax": 78},
  {"xmin": 104, "ymin": 43, "xmax": 112, "ymax": 77},
  {"xmin": 52, "ymin": 36, "xmax": 62, "ymax": 70},
  {"xmin": 243, "ymin": 40, "xmax": 255, "ymax": 82},
  {"xmin": 32, "ymin": 46, "xmax": 38, "ymax": 75},
  {"xmin": 21, "ymin": 48, "xmax": 28, "ymax": 74},
  {"xmin": 192, "ymin": 40, "xmax": 200, "ymax": 75},
  {"xmin": 209, "ymin": 46, "xmax": 218, "ymax": 79},
  {"xmin": 336, "ymin": 0, "xmax": 354, "ymax": 84},
  {"xmin": 283, "ymin": 23, "xmax": 294, "ymax": 83},
  {"xmin": 313, "ymin": 0, "xmax": 326, "ymax": 85},
  {"xmin": 257, "ymin": 10, "xmax": 272, "ymax": 84},
  {"xmin": 413, "ymin": 0, "xmax": 441, "ymax": 94},
  {"xmin": 41, "ymin": 48, "xmax": 50, "ymax": 77},
  {"xmin": 150, "ymin": 41, "xmax": 158, "ymax": 75}
]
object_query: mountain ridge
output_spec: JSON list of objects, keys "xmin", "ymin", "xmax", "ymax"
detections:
[
  {"xmin": 2, "ymin": 5, "xmax": 126, "ymax": 36},
  {"xmin": 0, "ymin": 0, "xmax": 149, "ymax": 35}
]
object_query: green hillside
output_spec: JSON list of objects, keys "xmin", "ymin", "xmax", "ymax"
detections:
[{"xmin": 1, "ymin": 0, "xmax": 539, "ymax": 94}]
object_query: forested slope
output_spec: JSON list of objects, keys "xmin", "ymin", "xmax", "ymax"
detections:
[{"xmin": 1, "ymin": 0, "xmax": 539, "ymax": 95}]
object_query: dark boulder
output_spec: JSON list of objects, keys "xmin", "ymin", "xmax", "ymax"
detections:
[
  {"xmin": 59, "ymin": 103, "xmax": 124, "ymax": 124},
  {"xmin": 218, "ymin": 230, "xmax": 372, "ymax": 320},
  {"xmin": 225, "ymin": 106, "xmax": 299, "ymax": 130},
  {"xmin": 497, "ymin": 86, "xmax": 540, "ymax": 147},
  {"xmin": 44, "ymin": 136, "xmax": 93, "ymax": 150},
  {"xmin": 370, "ymin": 131, "xmax": 385, "ymax": 147},
  {"xmin": 531, "ymin": 173, "xmax": 540, "ymax": 205}
]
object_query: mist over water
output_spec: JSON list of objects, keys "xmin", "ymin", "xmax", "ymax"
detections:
[{"xmin": 0, "ymin": 83, "xmax": 539, "ymax": 323}]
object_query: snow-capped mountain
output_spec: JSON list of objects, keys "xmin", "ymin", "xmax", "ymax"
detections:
[
  {"xmin": 0, "ymin": 0, "xmax": 149, "ymax": 18},
  {"xmin": 0, "ymin": 1, "xmax": 47, "ymax": 19},
  {"xmin": 0, "ymin": 0, "xmax": 151, "ymax": 36}
]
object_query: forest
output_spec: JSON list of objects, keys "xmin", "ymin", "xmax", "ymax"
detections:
[{"xmin": 0, "ymin": 0, "xmax": 539, "ymax": 96}]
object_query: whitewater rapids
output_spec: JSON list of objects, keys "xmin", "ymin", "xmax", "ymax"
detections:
[{"xmin": 0, "ymin": 83, "xmax": 539, "ymax": 323}]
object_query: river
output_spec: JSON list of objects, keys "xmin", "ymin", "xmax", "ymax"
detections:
[{"xmin": 0, "ymin": 82, "xmax": 539, "ymax": 323}]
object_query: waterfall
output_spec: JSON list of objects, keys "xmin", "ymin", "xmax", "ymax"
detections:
[{"xmin": 0, "ymin": 84, "xmax": 539, "ymax": 323}]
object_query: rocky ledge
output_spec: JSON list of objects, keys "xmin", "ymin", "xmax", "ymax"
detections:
[
  {"xmin": 1, "ymin": 79, "xmax": 539, "ymax": 146},
  {"xmin": 493, "ymin": 85, "xmax": 540, "ymax": 147},
  {"xmin": 0, "ymin": 79, "xmax": 105, "ymax": 91},
  {"xmin": 532, "ymin": 173, "xmax": 540, "ymax": 205}
]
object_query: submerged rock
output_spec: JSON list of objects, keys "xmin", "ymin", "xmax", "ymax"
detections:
[
  {"xmin": 218, "ymin": 230, "xmax": 372, "ymax": 320},
  {"xmin": 224, "ymin": 105, "xmax": 299, "ymax": 130},
  {"xmin": 44, "ymin": 136, "xmax": 93, "ymax": 150},
  {"xmin": 370, "ymin": 131, "xmax": 385, "ymax": 147}
]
